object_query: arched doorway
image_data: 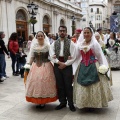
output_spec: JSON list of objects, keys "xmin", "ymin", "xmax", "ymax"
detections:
[
  {"xmin": 16, "ymin": 9, "xmax": 28, "ymax": 41},
  {"xmin": 43, "ymin": 15, "xmax": 50, "ymax": 36},
  {"xmin": 60, "ymin": 19, "xmax": 65, "ymax": 26}
]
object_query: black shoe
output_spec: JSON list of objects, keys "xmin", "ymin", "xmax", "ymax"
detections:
[
  {"xmin": 0, "ymin": 80, "xmax": 4, "ymax": 82},
  {"xmin": 36, "ymin": 104, "xmax": 45, "ymax": 109},
  {"xmin": 21, "ymin": 74, "xmax": 24, "ymax": 78},
  {"xmin": 55, "ymin": 104, "xmax": 66, "ymax": 110},
  {"xmin": 13, "ymin": 73, "xmax": 19, "ymax": 76},
  {"xmin": 69, "ymin": 105, "xmax": 76, "ymax": 112},
  {"xmin": 16, "ymin": 71, "xmax": 20, "ymax": 74}
]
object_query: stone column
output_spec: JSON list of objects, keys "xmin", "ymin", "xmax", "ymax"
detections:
[
  {"xmin": 51, "ymin": 6, "xmax": 54, "ymax": 34},
  {"xmin": 0, "ymin": 0, "xmax": 8, "ymax": 44},
  {"xmin": 53, "ymin": 10, "xmax": 58, "ymax": 34}
]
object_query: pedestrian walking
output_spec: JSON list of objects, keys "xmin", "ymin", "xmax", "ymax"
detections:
[
  {"xmin": 8, "ymin": 32, "xmax": 19, "ymax": 76},
  {"xmin": 0, "ymin": 31, "xmax": 10, "ymax": 82},
  {"xmin": 106, "ymin": 32, "xmax": 120, "ymax": 69}
]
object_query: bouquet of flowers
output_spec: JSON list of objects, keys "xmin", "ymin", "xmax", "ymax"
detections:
[
  {"xmin": 98, "ymin": 65, "xmax": 108, "ymax": 74},
  {"xmin": 98, "ymin": 65, "xmax": 110, "ymax": 80},
  {"xmin": 24, "ymin": 64, "xmax": 31, "ymax": 84},
  {"xmin": 103, "ymin": 48, "xmax": 111, "ymax": 56},
  {"xmin": 24, "ymin": 64, "xmax": 31, "ymax": 72},
  {"xmin": 114, "ymin": 42, "xmax": 120, "ymax": 47}
]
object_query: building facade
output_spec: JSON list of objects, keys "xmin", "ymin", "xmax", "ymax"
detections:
[
  {"xmin": 0, "ymin": 0, "xmax": 82, "ymax": 44},
  {"xmin": 89, "ymin": 0, "xmax": 108, "ymax": 30},
  {"xmin": 108, "ymin": 0, "xmax": 120, "ymax": 16},
  {"xmin": 77, "ymin": 0, "xmax": 108, "ymax": 30}
]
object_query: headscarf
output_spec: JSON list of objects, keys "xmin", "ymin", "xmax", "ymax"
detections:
[
  {"xmin": 27, "ymin": 32, "xmax": 50, "ymax": 63},
  {"xmin": 95, "ymin": 32, "xmax": 105, "ymax": 48}
]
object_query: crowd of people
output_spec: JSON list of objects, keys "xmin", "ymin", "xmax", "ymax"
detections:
[
  {"xmin": 23, "ymin": 26, "xmax": 118, "ymax": 112},
  {"xmin": 0, "ymin": 25, "xmax": 120, "ymax": 112}
]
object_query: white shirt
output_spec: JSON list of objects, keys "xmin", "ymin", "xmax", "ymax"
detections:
[
  {"xmin": 50, "ymin": 40, "xmax": 76, "ymax": 66},
  {"xmin": 104, "ymin": 34, "xmax": 110, "ymax": 44},
  {"xmin": 49, "ymin": 38, "xmax": 54, "ymax": 44}
]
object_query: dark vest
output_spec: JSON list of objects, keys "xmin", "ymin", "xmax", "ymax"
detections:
[{"xmin": 54, "ymin": 38, "xmax": 71, "ymax": 62}]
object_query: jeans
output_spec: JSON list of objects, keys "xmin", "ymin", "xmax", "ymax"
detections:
[
  {"xmin": 19, "ymin": 63, "xmax": 26, "ymax": 70},
  {"xmin": 10, "ymin": 52, "xmax": 19, "ymax": 73},
  {"xmin": 0, "ymin": 54, "xmax": 6, "ymax": 78}
]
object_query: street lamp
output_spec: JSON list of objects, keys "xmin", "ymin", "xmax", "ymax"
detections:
[
  {"xmin": 89, "ymin": 21, "xmax": 93, "ymax": 28},
  {"xmin": 89, "ymin": 21, "xmax": 95, "ymax": 32},
  {"xmin": 71, "ymin": 16, "xmax": 76, "ymax": 35},
  {"xmin": 27, "ymin": 2, "xmax": 38, "ymax": 36},
  {"xmin": 71, "ymin": 16, "xmax": 75, "ymax": 21}
]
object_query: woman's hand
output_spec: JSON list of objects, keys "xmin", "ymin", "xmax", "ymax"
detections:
[{"xmin": 52, "ymin": 55, "xmax": 56, "ymax": 59}]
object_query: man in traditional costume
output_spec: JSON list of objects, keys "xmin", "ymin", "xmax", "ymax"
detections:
[{"xmin": 50, "ymin": 26, "xmax": 76, "ymax": 112}]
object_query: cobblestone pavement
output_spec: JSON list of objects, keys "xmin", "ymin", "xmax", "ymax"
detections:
[{"xmin": 0, "ymin": 56, "xmax": 120, "ymax": 120}]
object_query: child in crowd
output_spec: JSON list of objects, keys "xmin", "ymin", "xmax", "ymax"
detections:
[{"xmin": 16, "ymin": 48, "xmax": 27, "ymax": 78}]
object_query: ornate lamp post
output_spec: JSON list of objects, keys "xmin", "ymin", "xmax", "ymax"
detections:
[
  {"xmin": 89, "ymin": 21, "xmax": 95, "ymax": 32},
  {"xmin": 89, "ymin": 21, "xmax": 93, "ymax": 28},
  {"xmin": 27, "ymin": 2, "xmax": 38, "ymax": 36},
  {"xmin": 71, "ymin": 16, "xmax": 76, "ymax": 35}
]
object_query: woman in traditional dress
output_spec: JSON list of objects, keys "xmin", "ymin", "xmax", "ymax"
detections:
[
  {"xmin": 95, "ymin": 32, "xmax": 113, "ymax": 86},
  {"xmin": 73, "ymin": 27, "xmax": 113, "ymax": 109},
  {"xmin": 106, "ymin": 32, "xmax": 120, "ymax": 69},
  {"xmin": 95, "ymin": 32, "xmax": 105, "ymax": 49},
  {"xmin": 25, "ymin": 31, "xmax": 57, "ymax": 108}
]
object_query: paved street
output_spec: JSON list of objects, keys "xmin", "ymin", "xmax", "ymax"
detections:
[{"xmin": 0, "ymin": 57, "xmax": 120, "ymax": 120}]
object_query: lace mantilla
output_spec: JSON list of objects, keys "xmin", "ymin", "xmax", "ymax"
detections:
[{"xmin": 32, "ymin": 43, "xmax": 49, "ymax": 53}]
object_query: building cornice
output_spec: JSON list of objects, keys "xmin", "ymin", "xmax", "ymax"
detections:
[
  {"xmin": 0, "ymin": 0, "xmax": 12, "ymax": 2},
  {"xmin": 89, "ymin": 3, "xmax": 106, "ymax": 7},
  {"xmin": 114, "ymin": 1, "xmax": 120, "ymax": 5},
  {"xmin": 39, "ymin": 0, "xmax": 82, "ymax": 16}
]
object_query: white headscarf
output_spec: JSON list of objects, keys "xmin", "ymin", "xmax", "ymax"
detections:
[
  {"xmin": 77, "ymin": 31, "xmax": 84, "ymax": 44},
  {"xmin": 27, "ymin": 32, "xmax": 50, "ymax": 63},
  {"xmin": 95, "ymin": 32, "xmax": 105, "ymax": 47},
  {"xmin": 76, "ymin": 27, "xmax": 109, "ymax": 72}
]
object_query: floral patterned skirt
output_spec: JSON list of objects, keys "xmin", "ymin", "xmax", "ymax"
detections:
[
  {"xmin": 73, "ymin": 62, "xmax": 113, "ymax": 109},
  {"xmin": 107, "ymin": 49, "xmax": 120, "ymax": 68},
  {"xmin": 25, "ymin": 62, "xmax": 57, "ymax": 104}
]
